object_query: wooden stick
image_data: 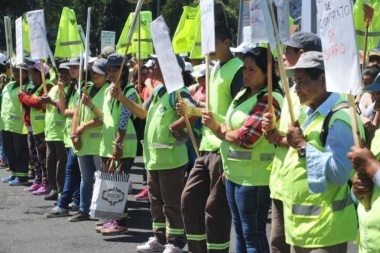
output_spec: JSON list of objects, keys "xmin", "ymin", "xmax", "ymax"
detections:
[
  {"xmin": 268, "ymin": 1, "xmax": 295, "ymax": 124},
  {"xmin": 138, "ymin": 13, "xmax": 141, "ymax": 91},
  {"xmin": 39, "ymin": 59, "xmax": 48, "ymax": 95},
  {"xmin": 362, "ymin": 4, "xmax": 374, "ymax": 71},
  {"xmin": 176, "ymin": 90, "xmax": 200, "ymax": 158},
  {"xmin": 347, "ymin": 94, "xmax": 371, "ymax": 209},
  {"xmin": 205, "ymin": 55, "xmax": 210, "ymax": 111},
  {"xmin": 267, "ymin": 44, "xmax": 274, "ymax": 115}
]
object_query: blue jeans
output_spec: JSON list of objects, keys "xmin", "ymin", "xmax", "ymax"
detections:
[
  {"xmin": 57, "ymin": 148, "xmax": 80, "ymax": 209},
  {"xmin": 0, "ymin": 130, "xmax": 8, "ymax": 163},
  {"xmin": 77, "ymin": 155, "xmax": 101, "ymax": 213},
  {"xmin": 225, "ymin": 179, "xmax": 271, "ymax": 253}
]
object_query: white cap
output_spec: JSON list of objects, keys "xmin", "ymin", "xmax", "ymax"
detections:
[
  {"xmin": 0, "ymin": 53, "xmax": 6, "ymax": 66},
  {"xmin": 231, "ymin": 42, "xmax": 254, "ymax": 54},
  {"xmin": 145, "ymin": 59, "xmax": 154, "ymax": 68},
  {"xmin": 88, "ymin": 57, "xmax": 97, "ymax": 64},
  {"xmin": 185, "ymin": 62, "xmax": 193, "ymax": 72},
  {"xmin": 191, "ymin": 64, "xmax": 212, "ymax": 78}
]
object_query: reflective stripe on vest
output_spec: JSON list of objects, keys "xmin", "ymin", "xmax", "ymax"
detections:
[
  {"xmin": 151, "ymin": 140, "xmax": 185, "ymax": 148},
  {"xmin": 35, "ymin": 115, "xmax": 44, "ymax": 121},
  {"xmin": 124, "ymin": 133, "xmax": 137, "ymax": 140},
  {"xmin": 55, "ymin": 121, "xmax": 65, "ymax": 127},
  {"xmin": 228, "ymin": 150, "xmax": 252, "ymax": 160},
  {"xmin": 89, "ymin": 133, "xmax": 101, "ymax": 138},
  {"xmin": 9, "ymin": 114, "xmax": 22, "ymax": 120}
]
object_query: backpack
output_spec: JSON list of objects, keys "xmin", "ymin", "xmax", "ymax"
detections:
[{"xmin": 320, "ymin": 101, "xmax": 370, "ymax": 147}]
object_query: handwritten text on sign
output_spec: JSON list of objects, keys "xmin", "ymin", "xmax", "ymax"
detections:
[
  {"xmin": 27, "ymin": 10, "xmax": 48, "ymax": 60},
  {"xmin": 316, "ymin": 0, "xmax": 361, "ymax": 95},
  {"xmin": 101, "ymin": 31, "xmax": 116, "ymax": 51},
  {"xmin": 200, "ymin": 0, "xmax": 215, "ymax": 55},
  {"xmin": 15, "ymin": 17, "xmax": 23, "ymax": 65}
]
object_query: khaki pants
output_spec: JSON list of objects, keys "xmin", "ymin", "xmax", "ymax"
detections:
[{"xmin": 270, "ymin": 198, "xmax": 291, "ymax": 253}]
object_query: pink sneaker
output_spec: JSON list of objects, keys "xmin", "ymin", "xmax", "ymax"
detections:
[
  {"xmin": 24, "ymin": 183, "xmax": 41, "ymax": 193},
  {"xmin": 33, "ymin": 185, "xmax": 51, "ymax": 195},
  {"xmin": 135, "ymin": 187, "xmax": 149, "ymax": 201}
]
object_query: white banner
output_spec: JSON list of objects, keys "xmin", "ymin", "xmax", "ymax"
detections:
[
  {"xmin": 200, "ymin": 0, "xmax": 215, "ymax": 55},
  {"xmin": 150, "ymin": 16, "xmax": 184, "ymax": 93},
  {"xmin": 251, "ymin": 0, "xmax": 268, "ymax": 44},
  {"xmin": 101, "ymin": 31, "xmax": 116, "ymax": 51},
  {"xmin": 273, "ymin": 0, "xmax": 290, "ymax": 44},
  {"xmin": 15, "ymin": 17, "xmax": 24, "ymax": 65},
  {"xmin": 26, "ymin": 10, "xmax": 48, "ymax": 60},
  {"xmin": 4, "ymin": 16, "xmax": 13, "ymax": 59},
  {"xmin": 316, "ymin": 0, "xmax": 361, "ymax": 95}
]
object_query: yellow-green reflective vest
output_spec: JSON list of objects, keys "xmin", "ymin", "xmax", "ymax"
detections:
[
  {"xmin": 354, "ymin": 0, "xmax": 380, "ymax": 51},
  {"xmin": 99, "ymin": 84, "xmax": 142, "ymax": 158},
  {"xmin": 75, "ymin": 82, "xmax": 109, "ymax": 156},
  {"xmin": 357, "ymin": 129, "xmax": 380, "ymax": 253},
  {"xmin": 30, "ymin": 84, "xmax": 49, "ymax": 135},
  {"xmin": 45, "ymin": 85, "xmax": 67, "ymax": 141},
  {"xmin": 143, "ymin": 86, "xmax": 188, "ymax": 170},
  {"xmin": 220, "ymin": 88, "xmax": 283, "ymax": 186},
  {"xmin": 199, "ymin": 58, "xmax": 243, "ymax": 152},
  {"xmin": 269, "ymin": 88, "xmax": 307, "ymax": 200},
  {"xmin": 173, "ymin": 5, "xmax": 200, "ymax": 54},
  {"xmin": 63, "ymin": 85, "xmax": 79, "ymax": 148},
  {"xmin": 1, "ymin": 81, "xmax": 28, "ymax": 134},
  {"xmin": 190, "ymin": 9, "xmax": 203, "ymax": 60},
  {"xmin": 282, "ymin": 97, "xmax": 362, "ymax": 247}
]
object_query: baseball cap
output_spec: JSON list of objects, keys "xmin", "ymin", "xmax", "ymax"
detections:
[
  {"xmin": 58, "ymin": 62, "xmax": 70, "ymax": 71},
  {"xmin": 0, "ymin": 53, "xmax": 7, "ymax": 66},
  {"xmin": 150, "ymin": 54, "xmax": 186, "ymax": 71},
  {"xmin": 105, "ymin": 53, "xmax": 128, "ymax": 67},
  {"xmin": 101, "ymin": 46, "xmax": 116, "ymax": 58},
  {"xmin": 14, "ymin": 63, "xmax": 29, "ymax": 71},
  {"xmin": 29, "ymin": 62, "xmax": 50, "ymax": 75},
  {"xmin": 364, "ymin": 74, "xmax": 380, "ymax": 92},
  {"xmin": 231, "ymin": 42, "xmax": 254, "ymax": 54},
  {"xmin": 285, "ymin": 32, "xmax": 322, "ymax": 52},
  {"xmin": 191, "ymin": 64, "xmax": 212, "ymax": 78},
  {"xmin": 286, "ymin": 51, "xmax": 324, "ymax": 77},
  {"xmin": 144, "ymin": 59, "xmax": 154, "ymax": 68},
  {"xmin": 90, "ymin": 58, "xmax": 107, "ymax": 75},
  {"xmin": 66, "ymin": 56, "xmax": 82, "ymax": 66}
]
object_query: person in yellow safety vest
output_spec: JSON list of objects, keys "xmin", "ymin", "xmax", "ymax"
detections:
[
  {"xmin": 19, "ymin": 62, "xmax": 53, "ymax": 191},
  {"xmin": 109, "ymin": 54, "xmax": 198, "ymax": 253},
  {"xmin": 1, "ymin": 63, "xmax": 31, "ymax": 185},
  {"xmin": 179, "ymin": 26, "xmax": 244, "ymax": 253},
  {"xmin": 96, "ymin": 53, "xmax": 142, "ymax": 236},
  {"xmin": 69, "ymin": 58, "xmax": 109, "ymax": 222},
  {"xmin": 263, "ymin": 51, "xmax": 363, "ymax": 252},
  {"xmin": 202, "ymin": 47, "xmax": 283, "ymax": 253},
  {"xmin": 347, "ymin": 74, "xmax": 380, "ymax": 253},
  {"xmin": 262, "ymin": 31, "xmax": 322, "ymax": 253}
]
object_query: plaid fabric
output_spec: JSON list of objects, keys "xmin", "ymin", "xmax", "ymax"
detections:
[{"xmin": 237, "ymin": 95, "xmax": 281, "ymax": 148}]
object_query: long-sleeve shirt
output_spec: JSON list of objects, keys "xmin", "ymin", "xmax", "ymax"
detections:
[
  {"xmin": 237, "ymin": 95, "xmax": 281, "ymax": 148},
  {"xmin": 302, "ymin": 93, "xmax": 354, "ymax": 193}
]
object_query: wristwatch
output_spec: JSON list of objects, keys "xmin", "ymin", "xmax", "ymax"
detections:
[{"xmin": 297, "ymin": 145, "xmax": 306, "ymax": 157}]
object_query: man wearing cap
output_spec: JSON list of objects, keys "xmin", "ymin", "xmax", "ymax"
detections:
[
  {"xmin": 347, "ymin": 75, "xmax": 380, "ymax": 252},
  {"xmin": 19, "ymin": 62, "xmax": 54, "ymax": 194},
  {"xmin": 181, "ymin": 4, "xmax": 244, "ymax": 252},
  {"xmin": 262, "ymin": 31, "xmax": 323, "ymax": 253},
  {"xmin": 274, "ymin": 52, "xmax": 360, "ymax": 252},
  {"xmin": 1, "ymin": 64, "xmax": 31, "ymax": 185}
]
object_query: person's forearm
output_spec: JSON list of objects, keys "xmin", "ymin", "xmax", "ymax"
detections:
[
  {"xmin": 80, "ymin": 118, "xmax": 103, "ymax": 130},
  {"xmin": 71, "ymin": 107, "xmax": 79, "ymax": 135},
  {"xmin": 119, "ymin": 96, "xmax": 147, "ymax": 119}
]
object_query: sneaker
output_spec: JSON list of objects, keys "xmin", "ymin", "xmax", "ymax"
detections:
[
  {"xmin": 135, "ymin": 187, "xmax": 149, "ymax": 201},
  {"xmin": 68, "ymin": 211, "xmax": 90, "ymax": 222},
  {"xmin": 163, "ymin": 244, "xmax": 183, "ymax": 253},
  {"xmin": 9, "ymin": 177, "xmax": 29, "ymax": 186},
  {"xmin": 24, "ymin": 183, "xmax": 41, "ymax": 192},
  {"xmin": 68, "ymin": 202, "xmax": 79, "ymax": 211},
  {"xmin": 46, "ymin": 206, "xmax": 69, "ymax": 218},
  {"xmin": 136, "ymin": 237, "xmax": 165, "ymax": 252},
  {"xmin": 128, "ymin": 178, "xmax": 133, "ymax": 194},
  {"xmin": 101, "ymin": 221, "xmax": 128, "ymax": 236},
  {"xmin": 44, "ymin": 191, "xmax": 58, "ymax": 200},
  {"xmin": 33, "ymin": 185, "xmax": 51, "ymax": 195},
  {"xmin": 2, "ymin": 175, "xmax": 15, "ymax": 183}
]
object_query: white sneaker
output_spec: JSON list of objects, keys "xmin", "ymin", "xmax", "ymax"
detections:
[
  {"xmin": 163, "ymin": 244, "xmax": 182, "ymax": 253},
  {"xmin": 136, "ymin": 237, "xmax": 165, "ymax": 252}
]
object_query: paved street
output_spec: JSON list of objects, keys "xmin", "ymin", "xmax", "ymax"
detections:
[{"xmin": 0, "ymin": 157, "xmax": 358, "ymax": 253}]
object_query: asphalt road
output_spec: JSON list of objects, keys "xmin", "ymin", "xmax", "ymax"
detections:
[{"xmin": 0, "ymin": 157, "xmax": 358, "ymax": 253}]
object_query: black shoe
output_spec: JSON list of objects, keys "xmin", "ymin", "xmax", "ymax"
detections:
[
  {"xmin": 68, "ymin": 211, "xmax": 90, "ymax": 222},
  {"xmin": 44, "ymin": 192, "xmax": 58, "ymax": 201}
]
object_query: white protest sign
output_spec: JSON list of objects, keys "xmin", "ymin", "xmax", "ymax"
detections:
[
  {"xmin": 259, "ymin": 0, "xmax": 276, "ymax": 48},
  {"xmin": 26, "ymin": 10, "xmax": 48, "ymax": 60},
  {"xmin": 316, "ymin": 0, "xmax": 361, "ymax": 95},
  {"xmin": 150, "ymin": 16, "xmax": 184, "ymax": 93},
  {"xmin": 101, "ymin": 31, "xmax": 116, "ymax": 51},
  {"xmin": 273, "ymin": 0, "xmax": 290, "ymax": 44},
  {"xmin": 200, "ymin": 0, "xmax": 215, "ymax": 55},
  {"xmin": 251, "ymin": 0, "xmax": 268, "ymax": 44},
  {"xmin": 15, "ymin": 17, "xmax": 24, "ymax": 65},
  {"xmin": 4, "ymin": 16, "xmax": 13, "ymax": 59}
]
